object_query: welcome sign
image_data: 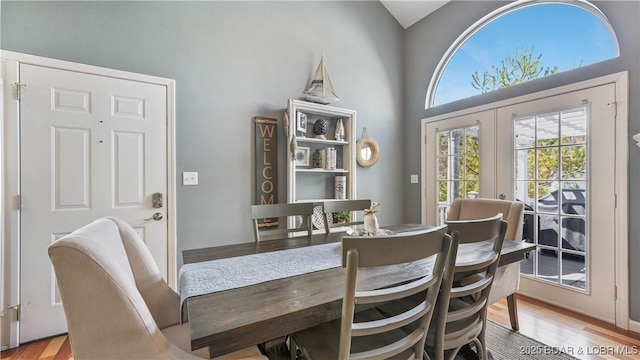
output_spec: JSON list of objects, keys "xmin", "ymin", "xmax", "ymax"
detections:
[{"xmin": 254, "ymin": 117, "xmax": 278, "ymax": 228}]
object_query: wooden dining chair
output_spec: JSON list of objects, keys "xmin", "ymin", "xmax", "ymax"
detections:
[
  {"xmin": 289, "ymin": 224, "xmax": 457, "ymax": 360},
  {"xmin": 321, "ymin": 199, "xmax": 372, "ymax": 234},
  {"xmin": 446, "ymin": 198, "xmax": 525, "ymax": 330},
  {"xmin": 251, "ymin": 203, "xmax": 315, "ymax": 242},
  {"xmin": 426, "ymin": 213, "xmax": 507, "ymax": 360}
]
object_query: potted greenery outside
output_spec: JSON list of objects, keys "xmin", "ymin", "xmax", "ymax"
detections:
[{"xmin": 333, "ymin": 211, "xmax": 351, "ymax": 224}]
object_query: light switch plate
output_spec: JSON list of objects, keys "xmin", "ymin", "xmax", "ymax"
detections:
[
  {"xmin": 410, "ymin": 174, "xmax": 419, "ymax": 184},
  {"xmin": 183, "ymin": 172, "xmax": 198, "ymax": 185}
]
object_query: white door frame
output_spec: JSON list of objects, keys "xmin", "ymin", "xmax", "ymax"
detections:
[
  {"xmin": 0, "ymin": 50, "xmax": 177, "ymax": 348},
  {"xmin": 420, "ymin": 71, "xmax": 629, "ymax": 330}
]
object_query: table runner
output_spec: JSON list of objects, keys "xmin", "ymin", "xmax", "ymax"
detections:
[{"xmin": 179, "ymin": 242, "xmax": 342, "ymax": 319}]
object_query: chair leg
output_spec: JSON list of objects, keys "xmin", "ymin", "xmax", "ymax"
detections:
[
  {"xmin": 507, "ymin": 293, "xmax": 519, "ymax": 331},
  {"xmin": 289, "ymin": 336, "xmax": 297, "ymax": 360}
]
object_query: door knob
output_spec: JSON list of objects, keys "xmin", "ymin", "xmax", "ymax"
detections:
[
  {"xmin": 499, "ymin": 194, "xmax": 507, "ymax": 200},
  {"xmin": 145, "ymin": 212, "xmax": 163, "ymax": 221}
]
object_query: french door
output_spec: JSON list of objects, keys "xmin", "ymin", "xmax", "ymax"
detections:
[
  {"xmin": 496, "ymin": 84, "xmax": 616, "ymax": 322},
  {"xmin": 424, "ymin": 82, "xmax": 620, "ymax": 323}
]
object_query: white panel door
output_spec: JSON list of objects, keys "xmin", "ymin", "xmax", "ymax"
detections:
[
  {"xmin": 496, "ymin": 84, "xmax": 616, "ymax": 322},
  {"xmin": 19, "ymin": 64, "xmax": 168, "ymax": 342}
]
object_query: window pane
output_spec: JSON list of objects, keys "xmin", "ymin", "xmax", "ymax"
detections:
[
  {"xmin": 437, "ymin": 205, "xmax": 449, "ymax": 226},
  {"xmin": 561, "ymin": 107, "xmax": 587, "ymax": 145},
  {"xmin": 561, "ymin": 145, "xmax": 586, "ymax": 180},
  {"xmin": 536, "ymin": 113, "xmax": 559, "ymax": 146},
  {"xmin": 538, "ymin": 214, "xmax": 559, "ymax": 248},
  {"xmin": 520, "ymin": 251, "xmax": 534, "ymax": 276},
  {"xmin": 438, "ymin": 181, "xmax": 448, "ymax": 202},
  {"xmin": 561, "ymin": 253, "xmax": 585, "ymax": 290},
  {"xmin": 437, "ymin": 158, "xmax": 448, "ymax": 180},
  {"xmin": 465, "ymin": 126, "xmax": 480, "ymax": 153},
  {"xmin": 515, "ymin": 117, "xmax": 536, "ymax": 148},
  {"xmin": 515, "ymin": 149, "xmax": 535, "ymax": 180},
  {"xmin": 466, "ymin": 181, "xmax": 479, "ymax": 198},
  {"xmin": 451, "ymin": 129, "xmax": 464, "ymax": 154},
  {"xmin": 537, "ymin": 247, "xmax": 559, "ymax": 283},
  {"xmin": 515, "ymin": 181, "xmax": 535, "ymax": 207},
  {"xmin": 438, "ymin": 132, "xmax": 449, "ymax": 156},
  {"xmin": 561, "ymin": 217, "xmax": 585, "ymax": 252},
  {"xmin": 451, "ymin": 156, "xmax": 462, "ymax": 179},
  {"xmin": 466, "ymin": 153, "xmax": 479, "ymax": 180},
  {"xmin": 537, "ymin": 147, "xmax": 559, "ymax": 180},
  {"xmin": 537, "ymin": 181, "xmax": 558, "ymax": 211},
  {"xmin": 561, "ymin": 181, "xmax": 586, "ymax": 216}
]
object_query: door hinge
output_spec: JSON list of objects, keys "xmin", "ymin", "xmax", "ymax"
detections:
[
  {"xmin": 614, "ymin": 285, "xmax": 618, "ymax": 300},
  {"xmin": 13, "ymin": 82, "xmax": 26, "ymax": 100},
  {"xmin": 16, "ymin": 194, "xmax": 21, "ymax": 210},
  {"xmin": 9, "ymin": 304, "xmax": 20, "ymax": 321},
  {"xmin": 614, "ymin": 194, "xmax": 617, "ymax": 208}
]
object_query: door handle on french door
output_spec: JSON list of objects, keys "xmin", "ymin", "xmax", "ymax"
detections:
[
  {"xmin": 499, "ymin": 194, "xmax": 507, "ymax": 200},
  {"xmin": 145, "ymin": 212, "xmax": 163, "ymax": 221}
]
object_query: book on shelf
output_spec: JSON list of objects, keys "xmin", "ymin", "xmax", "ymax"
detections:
[{"xmin": 323, "ymin": 147, "xmax": 336, "ymax": 170}]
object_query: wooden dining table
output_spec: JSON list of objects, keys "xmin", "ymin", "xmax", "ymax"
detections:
[{"xmin": 181, "ymin": 224, "xmax": 535, "ymax": 358}]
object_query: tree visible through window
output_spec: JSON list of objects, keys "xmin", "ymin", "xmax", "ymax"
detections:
[
  {"xmin": 471, "ymin": 46, "xmax": 561, "ymax": 93},
  {"xmin": 428, "ymin": 1, "xmax": 618, "ymax": 107}
]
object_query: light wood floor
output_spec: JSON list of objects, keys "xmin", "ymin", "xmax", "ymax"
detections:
[
  {"xmin": 488, "ymin": 295, "xmax": 640, "ymax": 360},
  {"xmin": 3, "ymin": 294, "xmax": 640, "ymax": 360}
]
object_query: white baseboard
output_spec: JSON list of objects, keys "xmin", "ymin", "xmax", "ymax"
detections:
[
  {"xmin": 629, "ymin": 319, "xmax": 640, "ymax": 333},
  {"xmin": 1, "ymin": 345, "xmax": 9, "ymax": 351}
]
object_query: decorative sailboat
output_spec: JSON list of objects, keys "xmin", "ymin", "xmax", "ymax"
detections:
[{"xmin": 303, "ymin": 55, "xmax": 340, "ymax": 104}]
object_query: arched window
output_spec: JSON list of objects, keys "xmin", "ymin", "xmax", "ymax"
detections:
[{"xmin": 427, "ymin": 1, "xmax": 619, "ymax": 108}]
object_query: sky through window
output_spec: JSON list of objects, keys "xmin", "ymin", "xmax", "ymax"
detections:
[{"xmin": 432, "ymin": 3, "xmax": 618, "ymax": 106}]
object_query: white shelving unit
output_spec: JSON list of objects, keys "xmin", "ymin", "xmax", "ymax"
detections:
[{"xmin": 286, "ymin": 98, "xmax": 356, "ymax": 215}]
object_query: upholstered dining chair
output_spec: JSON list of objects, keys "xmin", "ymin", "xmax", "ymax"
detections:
[
  {"xmin": 48, "ymin": 217, "xmax": 267, "ymax": 360},
  {"xmin": 446, "ymin": 198, "xmax": 525, "ymax": 330},
  {"xmin": 426, "ymin": 213, "xmax": 507, "ymax": 360},
  {"xmin": 251, "ymin": 203, "xmax": 315, "ymax": 242},
  {"xmin": 289, "ymin": 225, "xmax": 457, "ymax": 360},
  {"xmin": 321, "ymin": 199, "xmax": 372, "ymax": 234}
]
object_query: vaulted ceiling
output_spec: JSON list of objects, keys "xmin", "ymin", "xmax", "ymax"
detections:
[{"xmin": 379, "ymin": 1, "xmax": 449, "ymax": 28}]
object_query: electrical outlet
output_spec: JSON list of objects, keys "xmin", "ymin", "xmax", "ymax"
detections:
[
  {"xmin": 410, "ymin": 174, "xmax": 419, "ymax": 184},
  {"xmin": 183, "ymin": 172, "xmax": 198, "ymax": 186}
]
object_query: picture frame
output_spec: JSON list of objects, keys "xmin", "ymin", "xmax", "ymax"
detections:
[
  {"xmin": 295, "ymin": 146, "xmax": 310, "ymax": 167},
  {"xmin": 297, "ymin": 112, "xmax": 308, "ymax": 135}
]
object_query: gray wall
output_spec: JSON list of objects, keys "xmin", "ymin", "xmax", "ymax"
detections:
[
  {"xmin": 1, "ymin": 1, "xmax": 405, "ymax": 263},
  {"xmin": 403, "ymin": 1, "xmax": 640, "ymax": 320}
]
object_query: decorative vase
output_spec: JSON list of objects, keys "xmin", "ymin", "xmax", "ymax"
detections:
[
  {"xmin": 313, "ymin": 119, "xmax": 328, "ymax": 140},
  {"xmin": 364, "ymin": 202, "xmax": 381, "ymax": 235},
  {"xmin": 363, "ymin": 212, "xmax": 379, "ymax": 235}
]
